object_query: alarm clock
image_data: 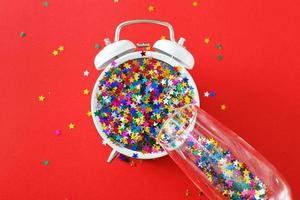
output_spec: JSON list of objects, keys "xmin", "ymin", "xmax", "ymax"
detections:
[{"xmin": 91, "ymin": 19, "xmax": 200, "ymax": 162}]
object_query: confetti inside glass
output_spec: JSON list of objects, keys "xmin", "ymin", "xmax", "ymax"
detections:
[
  {"xmin": 158, "ymin": 104, "xmax": 291, "ymax": 200},
  {"xmin": 93, "ymin": 57, "xmax": 197, "ymax": 155}
]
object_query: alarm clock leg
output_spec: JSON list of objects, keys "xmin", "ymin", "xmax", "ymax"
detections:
[{"xmin": 107, "ymin": 149, "xmax": 119, "ymax": 163}]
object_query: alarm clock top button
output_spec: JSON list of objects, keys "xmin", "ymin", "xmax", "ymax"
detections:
[
  {"xmin": 94, "ymin": 40, "xmax": 136, "ymax": 70},
  {"xmin": 153, "ymin": 38, "xmax": 195, "ymax": 70}
]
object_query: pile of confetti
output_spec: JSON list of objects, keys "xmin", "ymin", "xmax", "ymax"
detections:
[
  {"xmin": 186, "ymin": 137, "xmax": 268, "ymax": 200},
  {"xmin": 93, "ymin": 57, "xmax": 196, "ymax": 154}
]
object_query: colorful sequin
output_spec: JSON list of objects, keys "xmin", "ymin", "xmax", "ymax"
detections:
[
  {"xmin": 187, "ymin": 137, "xmax": 267, "ymax": 200},
  {"xmin": 94, "ymin": 57, "xmax": 196, "ymax": 154},
  {"xmin": 158, "ymin": 106, "xmax": 268, "ymax": 200}
]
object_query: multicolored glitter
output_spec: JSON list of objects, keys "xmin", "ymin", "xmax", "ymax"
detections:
[
  {"xmin": 94, "ymin": 57, "xmax": 196, "ymax": 154},
  {"xmin": 186, "ymin": 137, "xmax": 267, "ymax": 200},
  {"xmin": 158, "ymin": 106, "xmax": 268, "ymax": 200}
]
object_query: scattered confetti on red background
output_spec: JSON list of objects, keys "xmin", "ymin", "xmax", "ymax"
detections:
[{"xmin": 0, "ymin": 0, "xmax": 299, "ymax": 199}]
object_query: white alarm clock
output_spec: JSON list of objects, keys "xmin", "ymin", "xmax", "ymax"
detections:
[{"xmin": 91, "ymin": 19, "xmax": 200, "ymax": 162}]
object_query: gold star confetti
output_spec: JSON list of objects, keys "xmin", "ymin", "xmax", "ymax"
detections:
[
  {"xmin": 192, "ymin": 1, "xmax": 198, "ymax": 7},
  {"xmin": 38, "ymin": 95, "xmax": 45, "ymax": 102},
  {"xmin": 83, "ymin": 88, "xmax": 89, "ymax": 95},
  {"xmin": 160, "ymin": 35, "xmax": 166, "ymax": 40},
  {"xmin": 204, "ymin": 37, "xmax": 210, "ymax": 44},
  {"xmin": 87, "ymin": 111, "xmax": 92, "ymax": 117},
  {"xmin": 148, "ymin": 5, "xmax": 155, "ymax": 12},
  {"xmin": 68, "ymin": 123, "xmax": 75, "ymax": 129},
  {"xmin": 58, "ymin": 46, "xmax": 64, "ymax": 51},
  {"xmin": 52, "ymin": 50, "xmax": 59, "ymax": 56},
  {"xmin": 145, "ymin": 46, "xmax": 151, "ymax": 51},
  {"xmin": 221, "ymin": 104, "xmax": 226, "ymax": 110},
  {"xmin": 185, "ymin": 189, "xmax": 190, "ymax": 196}
]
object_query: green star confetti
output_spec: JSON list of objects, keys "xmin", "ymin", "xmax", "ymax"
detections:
[
  {"xmin": 20, "ymin": 32, "xmax": 26, "ymax": 38},
  {"xmin": 95, "ymin": 43, "xmax": 100, "ymax": 49},
  {"xmin": 216, "ymin": 43, "xmax": 222, "ymax": 49},
  {"xmin": 43, "ymin": 1, "xmax": 49, "ymax": 7},
  {"xmin": 43, "ymin": 160, "xmax": 49, "ymax": 166},
  {"xmin": 217, "ymin": 55, "xmax": 223, "ymax": 61}
]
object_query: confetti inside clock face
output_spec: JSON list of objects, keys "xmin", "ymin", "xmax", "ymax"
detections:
[{"xmin": 93, "ymin": 57, "xmax": 197, "ymax": 154}]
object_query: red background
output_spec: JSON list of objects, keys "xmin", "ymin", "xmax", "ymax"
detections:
[{"xmin": 0, "ymin": 0, "xmax": 299, "ymax": 199}]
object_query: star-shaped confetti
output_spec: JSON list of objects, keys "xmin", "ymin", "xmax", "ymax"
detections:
[
  {"xmin": 148, "ymin": 5, "xmax": 155, "ymax": 12},
  {"xmin": 160, "ymin": 35, "xmax": 166, "ymax": 40},
  {"xmin": 216, "ymin": 43, "xmax": 222, "ymax": 49},
  {"xmin": 58, "ymin": 46, "xmax": 64, "ymax": 51},
  {"xmin": 43, "ymin": 1, "xmax": 48, "ymax": 7},
  {"xmin": 20, "ymin": 32, "xmax": 26, "ymax": 38},
  {"xmin": 95, "ymin": 43, "xmax": 100, "ymax": 49},
  {"xmin": 83, "ymin": 70, "xmax": 89, "ymax": 77},
  {"xmin": 140, "ymin": 51, "xmax": 146, "ymax": 56},
  {"xmin": 204, "ymin": 37, "xmax": 210, "ymax": 44},
  {"xmin": 192, "ymin": 1, "xmax": 198, "ymax": 7},
  {"xmin": 83, "ymin": 88, "xmax": 89, "ymax": 95},
  {"xmin": 111, "ymin": 60, "xmax": 117, "ymax": 66},
  {"xmin": 68, "ymin": 123, "xmax": 75, "ymax": 129},
  {"xmin": 38, "ymin": 95, "xmax": 45, "ymax": 102},
  {"xmin": 210, "ymin": 91, "xmax": 216, "ymax": 97},
  {"xmin": 43, "ymin": 160, "xmax": 49, "ymax": 166},
  {"xmin": 132, "ymin": 153, "xmax": 138, "ymax": 159},
  {"xmin": 87, "ymin": 111, "xmax": 92, "ymax": 117},
  {"xmin": 204, "ymin": 91, "xmax": 210, "ymax": 97},
  {"xmin": 54, "ymin": 130, "xmax": 61, "ymax": 136},
  {"xmin": 185, "ymin": 189, "xmax": 190, "ymax": 196},
  {"xmin": 221, "ymin": 104, "xmax": 226, "ymax": 110},
  {"xmin": 94, "ymin": 58, "xmax": 196, "ymax": 154},
  {"xmin": 52, "ymin": 50, "xmax": 59, "ymax": 56},
  {"xmin": 113, "ymin": 0, "xmax": 119, "ymax": 3},
  {"xmin": 217, "ymin": 55, "xmax": 223, "ymax": 61},
  {"xmin": 185, "ymin": 136, "xmax": 267, "ymax": 199}
]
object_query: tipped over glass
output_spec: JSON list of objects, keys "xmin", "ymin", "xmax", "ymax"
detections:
[{"xmin": 157, "ymin": 104, "xmax": 292, "ymax": 200}]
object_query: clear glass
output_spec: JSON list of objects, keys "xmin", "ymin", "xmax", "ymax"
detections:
[{"xmin": 158, "ymin": 104, "xmax": 292, "ymax": 200}]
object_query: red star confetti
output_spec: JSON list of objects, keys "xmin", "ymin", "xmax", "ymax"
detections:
[
  {"xmin": 83, "ymin": 70, "xmax": 89, "ymax": 77},
  {"xmin": 83, "ymin": 88, "xmax": 89, "ymax": 95},
  {"xmin": 130, "ymin": 160, "xmax": 136, "ymax": 167},
  {"xmin": 204, "ymin": 37, "xmax": 210, "ymax": 44},
  {"xmin": 148, "ymin": 5, "xmax": 155, "ymax": 12},
  {"xmin": 221, "ymin": 104, "xmax": 226, "ymax": 110},
  {"xmin": 38, "ymin": 95, "xmax": 45, "ymax": 102},
  {"xmin": 52, "ymin": 50, "xmax": 59, "ymax": 56},
  {"xmin": 192, "ymin": 1, "xmax": 198, "ymax": 7},
  {"xmin": 68, "ymin": 123, "xmax": 75, "ymax": 129}
]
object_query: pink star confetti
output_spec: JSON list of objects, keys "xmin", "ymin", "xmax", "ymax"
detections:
[{"xmin": 54, "ymin": 130, "xmax": 62, "ymax": 136}]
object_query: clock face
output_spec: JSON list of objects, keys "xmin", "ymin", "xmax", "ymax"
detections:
[{"xmin": 92, "ymin": 52, "xmax": 199, "ymax": 158}]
